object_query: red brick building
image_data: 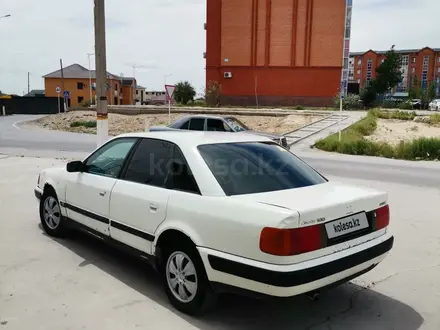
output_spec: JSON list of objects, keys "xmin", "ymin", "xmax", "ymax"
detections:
[
  {"xmin": 205, "ymin": 0, "xmax": 349, "ymax": 107},
  {"xmin": 349, "ymin": 47, "xmax": 440, "ymax": 93}
]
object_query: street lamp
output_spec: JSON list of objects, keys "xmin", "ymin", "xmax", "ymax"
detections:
[
  {"xmin": 164, "ymin": 74, "xmax": 173, "ymax": 87},
  {"xmin": 0, "ymin": 14, "xmax": 11, "ymax": 19},
  {"xmin": 87, "ymin": 53, "xmax": 95, "ymax": 104}
]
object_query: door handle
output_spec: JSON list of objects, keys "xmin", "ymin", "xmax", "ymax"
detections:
[
  {"xmin": 149, "ymin": 203, "xmax": 158, "ymax": 211},
  {"xmin": 99, "ymin": 191, "xmax": 106, "ymax": 197}
]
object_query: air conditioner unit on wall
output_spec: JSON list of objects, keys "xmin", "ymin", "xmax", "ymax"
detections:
[{"xmin": 224, "ymin": 72, "xmax": 232, "ymax": 79}]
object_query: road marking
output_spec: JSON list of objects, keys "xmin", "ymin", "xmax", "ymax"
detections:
[{"xmin": 12, "ymin": 119, "xmax": 25, "ymax": 130}]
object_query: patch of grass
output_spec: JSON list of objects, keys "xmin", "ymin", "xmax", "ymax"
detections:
[
  {"xmin": 429, "ymin": 114, "xmax": 440, "ymax": 125},
  {"xmin": 315, "ymin": 110, "xmax": 440, "ymax": 160},
  {"xmin": 70, "ymin": 120, "xmax": 97, "ymax": 128},
  {"xmin": 371, "ymin": 109, "xmax": 416, "ymax": 121}
]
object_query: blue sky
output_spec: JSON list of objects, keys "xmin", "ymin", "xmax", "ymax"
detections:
[{"xmin": 0, "ymin": 0, "xmax": 438, "ymax": 95}]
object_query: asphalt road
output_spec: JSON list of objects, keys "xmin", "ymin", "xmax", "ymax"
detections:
[
  {"xmin": 1, "ymin": 115, "xmax": 440, "ymax": 188},
  {"xmin": 1, "ymin": 156, "xmax": 439, "ymax": 329}
]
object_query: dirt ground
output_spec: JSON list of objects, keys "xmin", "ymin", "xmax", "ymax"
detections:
[
  {"xmin": 366, "ymin": 118, "xmax": 440, "ymax": 145},
  {"xmin": 25, "ymin": 111, "xmax": 324, "ymax": 136}
]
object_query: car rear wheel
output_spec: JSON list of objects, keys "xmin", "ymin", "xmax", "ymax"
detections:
[
  {"xmin": 162, "ymin": 244, "xmax": 216, "ymax": 315},
  {"xmin": 39, "ymin": 189, "xmax": 69, "ymax": 238}
]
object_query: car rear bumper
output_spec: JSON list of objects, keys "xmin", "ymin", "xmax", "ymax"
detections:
[{"xmin": 198, "ymin": 233, "xmax": 394, "ymax": 297}]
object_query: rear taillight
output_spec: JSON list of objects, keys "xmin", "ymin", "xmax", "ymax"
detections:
[
  {"xmin": 260, "ymin": 225, "xmax": 321, "ymax": 256},
  {"xmin": 375, "ymin": 205, "xmax": 390, "ymax": 230}
]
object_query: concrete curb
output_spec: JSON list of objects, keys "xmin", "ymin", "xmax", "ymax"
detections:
[{"xmin": 84, "ymin": 106, "xmax": 336, "ymax": 117}]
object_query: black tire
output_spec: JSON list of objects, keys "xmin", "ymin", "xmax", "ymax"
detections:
[
  {"xmin": 161, "ymin": 242, "xmax": 217, "ymax": 316},
  {"xmin": 39, "ymin": 187, "xmax": 69, "ymax": 238}
]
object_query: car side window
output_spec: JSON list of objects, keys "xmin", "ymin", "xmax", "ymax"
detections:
[
  {"xmin": 165, "ymin": 146, "xmax": 200, "ymax": 194},
  {"xmin": 189, "ymin": 118, "xmax": 205, "ymax": 131},
  {"xmin": 180, "ymin": 120, "xmax": 190, "ymax": 129},
  {"xmin": 122, "ymin": 138, "xmax": 172, "ymax": 187},
  {"xmin": 207, "ymin": 119, "xmax": 229, "ymax": 132},
  {"xmin": 84, "ymin": 138, "xmax": 137, "ymax": 178}
]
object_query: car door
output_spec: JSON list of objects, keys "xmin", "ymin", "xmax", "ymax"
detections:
[
  {"xmin": 108, "ymin": 138, "xmax": 172, "ymax": 253},
  {"xmin": 65, "ymin": 137, "xmax": 138, "ymax": 236},
  {"xmin": 206, "ymin": 118, "xmax": 232, "ymax": 132},
  {"xmin": 188, "ymin": 118, "xmax": 206, "ymax": 131}
]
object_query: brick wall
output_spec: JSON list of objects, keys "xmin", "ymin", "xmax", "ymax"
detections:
[{"xmin": 206, "ymin": 0, "xmax": 346, "ymax": 106}]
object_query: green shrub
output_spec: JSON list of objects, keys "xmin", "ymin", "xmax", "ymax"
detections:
[
  {"xmin": 381, "ymin": 99, "xmax": 398, "ymax": 109},
  {"xmin": 429, "ymin": 114, "xmax": 440, "ymax": 125},
  {"xmin": 70, "ymin": 120, "xmax": 97, "ymax": 128},
  {"xmin": 349, "ymin": 111, "xmax": 377, "ymax": 136},
  {"xmin": 79, "ymin": 99, "xmax": 92, "ymax": 107},
  {"xmin": 372, "ymin": 109, "xmax": 416, "ymax": 121},
  {"xmin": 295, "ymin": 105, "xmax": 305, "ymax": 110},
  {"xmin": 399, "ymin": 100, "xmax": 414, "ymax": 110},
  {"xmin": 332, "ymin": 93, "xmax": 362, "ymax": 110},
  {"xmin": 315, "ymin": 110, "xmax": 440, "ymax": 160}
]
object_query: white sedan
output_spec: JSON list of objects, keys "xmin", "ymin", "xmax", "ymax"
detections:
[
  {"xmin": 429, "ymin": 99, "xmax": 440, "ymax": 111},
  {"xmin": 35, "ymin": 132, "xmax": 394, "ymax": 315}
]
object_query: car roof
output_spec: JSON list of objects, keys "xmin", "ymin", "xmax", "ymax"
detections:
[
  {"xmin": 180, "ymin": 114, "xmax": 229, "ymax": 120},
  {"xmin": 117, "ymin": 131, "xmax": 272, "ymax": 146}
]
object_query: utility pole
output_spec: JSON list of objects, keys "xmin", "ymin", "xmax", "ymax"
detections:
[
  {"xmin": 60, "ymin": 59, "xmax": 66, "ymax": 112},
  {"xmin": 27, "ymin": 72, "xmax": 30, "ymax": 94},
  {"xmin": 94, "ymin": 0, "xmax": 108, "ymax": 146}
]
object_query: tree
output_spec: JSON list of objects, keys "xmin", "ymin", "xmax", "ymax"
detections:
[
  {"xmin": 374, "ymin": 45, "xmax": 403, "ymax": 95},
  {"xmin": 360, "ymin": 81, "xmax": 377, "ymax": 107},
  {"xmin": 174, "ymin": 81, "xmax": 196, "ymax": 105},
  {"xmin": 427, "ymin": 81, "xmax": 436, "ymax": 101},
  {"xmin": 408, "ymin": 75, "xmax": 421, "ymax": 99},
  {"xmin": 205, "ymin": 80, "xmax": 222, "ymax": 107}
]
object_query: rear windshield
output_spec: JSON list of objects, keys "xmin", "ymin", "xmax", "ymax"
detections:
[{"xmin": 197, "ymin": 142, "xmax": 327, "ymax": 196}]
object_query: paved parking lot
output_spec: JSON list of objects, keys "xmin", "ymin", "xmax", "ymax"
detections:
[{"xmin": 1, "ymin": 156, "xmax": 439, "ymax": 330}]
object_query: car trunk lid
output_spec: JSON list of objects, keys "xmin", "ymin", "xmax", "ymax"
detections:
[{"xmin": 233, "ymin": 181, "xmax": 387, "ymax": 228}]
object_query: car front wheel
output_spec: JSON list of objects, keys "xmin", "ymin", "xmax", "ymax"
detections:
[
  {"xmin": 162, "ymin": 244, "xmax": 216, "ymax": 315},
  {"xmin": 39, "ymin": 189, "xmax": 69, "ymax": 237}
]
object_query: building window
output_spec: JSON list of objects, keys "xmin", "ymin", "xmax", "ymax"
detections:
[
  {"xmin": 136, "ymin": 90, "xmax": 139, "ymax": 95},
  {"xmin": 412, "ymin": 67, "xmax": 415, "ymax": 73},
  {"xmin": 77, "ymin": 82, "xmax": 84, "ymax": 90},
  {"xmin": 115, "ymin": 84, "xmax": 118, "ymax": 91},
  {"xmin": 401, "ymin": 55, "xmax": 409, "ymax": 66},
  {"xmin": 78, "ymin": 96, "xmax": 84, "ymax": 104},
  {"xmin": 438, "ymin": 57, "xmax": 440, "ymax": 63},
  {"xmin": 412, "ymin": 57, "xmax": 416, "ymax": 64},
  {"xmin": 366, "ymin": 59, "xmax": 373, "ymax": 81},
  {"xmin": 422, "ymin": 55, "xmax": 429, "ymax": 88},
  {"xmin": 357, "ymin": 59, "xmax": 362, "ymax": 66},
  {"xmin": 381, "ymin": 59, "xmax": 385, "ymax": 63},
  {"xmin": 357, "ymin": 69, "xmax": 361, "ymax": 74}
]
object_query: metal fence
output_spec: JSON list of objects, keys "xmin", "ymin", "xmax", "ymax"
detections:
[{"xmin": 0, "ymin": 96, "xmax": 60, "ymax": 115}]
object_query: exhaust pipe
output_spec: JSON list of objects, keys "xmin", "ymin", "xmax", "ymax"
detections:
[{"xmin": 306, "ymin": 291, "xmax": 320, "ymax": 301}]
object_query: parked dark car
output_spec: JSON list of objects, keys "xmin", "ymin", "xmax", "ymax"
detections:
[{"xmin": 149, "ymin": 115, "xmax": 289, "ymax": 147}]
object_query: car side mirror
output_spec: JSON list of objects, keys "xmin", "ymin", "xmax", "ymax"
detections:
[{"xmin": 67, "ymin": 161, "xmax": 84, "ymax": 173}]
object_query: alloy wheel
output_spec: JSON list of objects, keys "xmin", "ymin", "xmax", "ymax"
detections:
[
  {"xmin": 166, "ymin": 251, "xmax": 198, "ymax": 303},
  {"xmin": 43, "ymin": 196, "xmax": 61, "ymax": 230}
]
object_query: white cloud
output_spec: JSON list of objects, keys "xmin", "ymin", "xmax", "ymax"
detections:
[{"xmin": 0, "ymin": 0, "xmax": 438, "ymax": 95}]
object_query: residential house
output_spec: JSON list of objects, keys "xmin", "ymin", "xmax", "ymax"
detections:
[
  {"xmin": 43, "ymin": 64, "xmax": 137, "ymax": 107},
  {"xmin": 135, "ymin": 85, "xmax": 146, "ymax": 104},
  {"xmin": 24, "ymin": 90, "xmax": 45, "ymax": 97},
  {"xmin": 349, "ymin": 47, "xmax": 440, "ymax": 94},
  {"xmin": 144, "ymin": 90, "xmax": 167, "ymax": 105}
]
